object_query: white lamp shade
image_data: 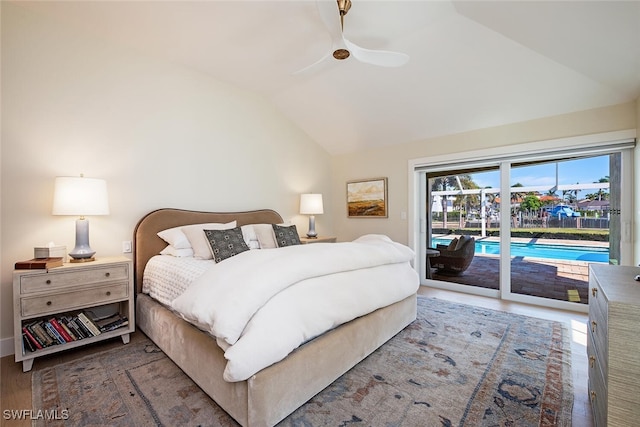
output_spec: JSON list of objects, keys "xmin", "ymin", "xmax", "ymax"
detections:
[
  {"xmin": 52, "ymin": 176, "xmax": 110, "ymax": 216},
  {"xmin": 300, "ymin": 193, "xmax": 324, "ymax": 215}
]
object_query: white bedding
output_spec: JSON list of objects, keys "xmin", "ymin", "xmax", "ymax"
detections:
[
  {"xmin": 142, "ymin": 255, "xmax": 211, "ymax": 306},
  {"xmin": 170, "ymin": 234, "xmax": 419, "ymax": 382},
  {"xmin": 222, "ymin": 262, "xmax": 418, "ymax": 381}
]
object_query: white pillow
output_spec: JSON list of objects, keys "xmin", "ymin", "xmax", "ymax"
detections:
[
  {"xmin": 160, "ymin": 245, "xmax": 194, "ymax": 257},
  {"xmin": 157, "ymin": 227, "xmax": 191, "ymax": 249},
  {"xmin": 240, "ymin": 225, "xmax": 261, "ymax": 250},
  {"xmin": 253, "ymin": 224, "xmax": 278, "ymax": 249},
  {"xmin": 251, "ymin": 223, "xmax": 293, "ymax": 249},
  {"xmin": 182, "ymin": 221, "xmax": 237, "ymax": 259}
]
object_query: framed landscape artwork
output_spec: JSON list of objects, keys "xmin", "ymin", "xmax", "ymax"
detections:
[{"xmin": 347, "ymin": 177, "xmax": 388, "ymax": 218}]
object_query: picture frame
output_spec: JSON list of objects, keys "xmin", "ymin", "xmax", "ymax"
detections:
[{"xmin": 347, "ymin": 177, "xmax": 388, "ymax": 218}]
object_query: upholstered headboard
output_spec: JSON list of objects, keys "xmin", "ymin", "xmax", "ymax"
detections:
[{"xmin": 133, "ymin": 208, "xmax": 284, "ymax": 293}]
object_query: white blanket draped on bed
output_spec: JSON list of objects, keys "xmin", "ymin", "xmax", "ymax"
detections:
[{"xmin": 171, "ymin": 234, "xmax": 419, "ymax": 382}]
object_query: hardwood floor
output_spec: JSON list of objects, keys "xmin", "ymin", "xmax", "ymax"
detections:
[{"xmin": 1, "ymin": 288, "xmax": 592, "ymax": 426}]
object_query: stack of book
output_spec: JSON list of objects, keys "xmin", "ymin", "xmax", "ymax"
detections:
[
  {"xmin": 90, "ymin": 312, "xmax": 129, "ymax": 333},
  {"xmin": 21, "ymin": 311, "xmax": 128, "ymax": 353},
  {"xmin": 15, "ymin": 257, "xmax": 63, "ymax": 270}
]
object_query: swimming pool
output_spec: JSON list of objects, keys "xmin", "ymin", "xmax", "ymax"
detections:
[{"xmin": 432, "ymin": 238, "xmax": 609, "ymax": 262}]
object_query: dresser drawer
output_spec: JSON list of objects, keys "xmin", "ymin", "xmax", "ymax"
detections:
[
  {"xmin": 19, "ymin": 264, "xmax": 129, "ymax": 294},
  {"xmin": 588, "ymin": 319, "xmax": 607, "ymax": 427},
  {"xmin": 20, "ymin": 282, "xmax": 129, "ymax": 317},
  {"xmin": 589, "ymin": 370, "xmax": 607, "ymax": 427},
  {"xmin": 588, "ymin": 309, "xmax": 609, "ymax": 374},
  {"xmin": 589, "ymin": 281, "xmax": 608, "ymax": 325},
  {"xmin": 589, "ymin": 281, "xmax": 609, "ymax": 366}
]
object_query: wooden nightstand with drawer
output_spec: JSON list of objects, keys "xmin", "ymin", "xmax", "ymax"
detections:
[
  {"xmin": 13, "ymin": 256, "xmax": 134, "ymax": 372},
  {"xmin": 299, "ymin": 236, "xmax": 337, "ymax": 244},
  {"xmin": 587, "ymin": 264, "xmax": 640, "ymax": 426}
]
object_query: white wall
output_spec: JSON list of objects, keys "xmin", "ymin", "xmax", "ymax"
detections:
[
  {"xmin": 0, "ymin": 3, "xmax": 332, "ymax": 347},
  {"xmin": 331, "ymin": 102, "xmax": 638, "ymax": 245}
]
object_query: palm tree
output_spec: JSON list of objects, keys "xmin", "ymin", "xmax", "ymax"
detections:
[
  {"xmin": 454, "ymin": 175, "xmax": 480, "ymax": 215},
  {"xmin": 562, "ymin": 184, "xmax": 579, "ymax": 206},
  {"xmin": 431, "ymin": 176, "xmax": 456, "ymax": 227},
  {"xmin": 482, "ymin": 188, "xmax": 498, "ymax": 226},
  {"xmin": 592, "ymin": 176, "xmax": 610, "ymax": 201},
  {"xmin": 510, "ymin": 182, "xmax": 526, "ymax": 214},
  {"xmin": 565, "ymin": 192, "xmax": 577, "ymax": 205}
]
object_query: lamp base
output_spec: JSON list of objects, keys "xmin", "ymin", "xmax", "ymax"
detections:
[
  {"xmin": 306, "ymin": 215, "xmax": 318, "ymax": 239},
  {"xmin": 70, "ymin": 257, "xmax": 96, "ymax": 263},
  {"xmin": 69, "ymin": 218, "xmax": 97, "ymax": 262}
]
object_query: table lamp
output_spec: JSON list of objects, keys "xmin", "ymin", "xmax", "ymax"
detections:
[
  {"xmin": 300, "ymin": 193, "xmax": 324, "ymax": 238},
  {"xmin": 52, "ymin": 175, "xmax": 110, "ymax": 262}
]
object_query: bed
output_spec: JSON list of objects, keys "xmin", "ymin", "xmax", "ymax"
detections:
[{"xmin": 134, "ymin": 208, "xmax": 419, "ymax": 427}]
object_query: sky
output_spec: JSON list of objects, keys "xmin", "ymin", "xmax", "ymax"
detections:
[{"xmin": 470, "ymin": 156, "xmax": 609, "ymax": 196}]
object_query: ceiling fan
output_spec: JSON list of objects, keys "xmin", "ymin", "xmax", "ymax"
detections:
[{"xmin": 295, "ymin": 0, "xmax": 409, "ymax": 73}]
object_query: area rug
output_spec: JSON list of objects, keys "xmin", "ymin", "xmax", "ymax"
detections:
[{"xmin": 32, "ymin": 297, "xmax": 573, "ymax": 426}]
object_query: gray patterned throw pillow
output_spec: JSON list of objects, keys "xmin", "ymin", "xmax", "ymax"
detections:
[
  {"xmin": 272, "ymin": 224, "xmax": 301, "ymax": 247},
  {"xmin": 204, "ymin": 227, "xmax": 250, "ymax": 263}
]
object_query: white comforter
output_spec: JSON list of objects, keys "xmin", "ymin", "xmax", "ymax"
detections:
[{"xmin": 171, "ymin": 234, "xmax": 419, "ymax": 381}]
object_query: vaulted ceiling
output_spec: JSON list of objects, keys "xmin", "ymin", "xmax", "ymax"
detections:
[{"xmin": 12, "ymin": 1, "xmax": 640, "ymax": 155}]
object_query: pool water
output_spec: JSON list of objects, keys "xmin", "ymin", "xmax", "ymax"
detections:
[{"xmin": 432, "ymin": 238, "xmax": 609, "ymax": 263}]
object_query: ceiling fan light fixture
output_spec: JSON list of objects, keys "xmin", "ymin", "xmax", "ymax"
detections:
[{"xmin": 333, "ymin": 48, "xmax": 350, "ymax": 60}]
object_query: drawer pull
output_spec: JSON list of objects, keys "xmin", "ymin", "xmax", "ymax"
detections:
[
  {"xmin": 46, "ymin": 279, "xmax": 51, "ymax": 285},
  {"xmin": 591, "ymin": 321, "xmax": 597, "ymax": 333},
  {"xmin": 591, "ymin": 287, "xmax": 597, "ymax": 297},
  {"xmin": 105, "ymin": 272, "xmax": 110, "ymax": 278},
  {"xmin": 46, "ymin": 301, "xmax": 52, "ymax": 306},
  {"xmin": 106, "ymin": 291, "xmax": 111, "ymax": 296},
  {"xmin": 589, "ymin": 355, "xmax": 595, "ymax": 368}
]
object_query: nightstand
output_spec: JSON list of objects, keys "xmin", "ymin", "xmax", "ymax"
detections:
[
  {"xmin": 299, "ymin": 236, "xmax": 337, "ymax": 244},
  {"xmin": 13, "ymin": 256, "xmax": 134, "ymax": 372}
]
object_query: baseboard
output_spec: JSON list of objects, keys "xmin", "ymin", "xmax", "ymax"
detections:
[{"xmin": 1, "ymin": 336, "xmax": 15, "ymax": 358}]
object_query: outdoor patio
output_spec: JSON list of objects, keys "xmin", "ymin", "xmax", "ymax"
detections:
[{"xmin": 432, "ymin": 254, "xmax": 592, "ymax": 304}]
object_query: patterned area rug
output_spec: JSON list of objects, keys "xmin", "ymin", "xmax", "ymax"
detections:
[{"xmin": 32, "ymin": 297, "xmax": 573, "ymax": 426}]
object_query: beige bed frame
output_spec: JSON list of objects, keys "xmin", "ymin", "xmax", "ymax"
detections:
[{"xmin": 134, "ymin": 208, "xmax": 417, "ymax": 427}]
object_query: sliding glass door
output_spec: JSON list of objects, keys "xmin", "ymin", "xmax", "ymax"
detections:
[
  {"xmin": 415, "ymin": 141, "xmax": 633, "ymax": 311},
  {"xmin": 427, "ymin": 167, "xmax": 501, "ymax": 296},
  {"xmin": 508, "ymin": 155, "xmax": 614, "ymax": 304}
]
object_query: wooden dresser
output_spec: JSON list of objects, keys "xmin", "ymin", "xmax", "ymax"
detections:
[{"xmin": 588, "ymin": 264, "xmax": 640, "ymax": 426}]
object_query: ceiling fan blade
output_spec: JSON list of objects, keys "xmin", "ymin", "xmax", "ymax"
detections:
[
  {"xmin": 343, "ymin": 38, "xmax": 410, "ymax": 67},
  {"xmin": 292, "ymin": 1, "xmax": 346, "ymax": 74},
  {"xmin": 316, "ymin": 0, "xmax": 344, "ymax": 44},
  {"xmin": 292, "ymin": 51, "xmax": 332, "ymax": 75}
]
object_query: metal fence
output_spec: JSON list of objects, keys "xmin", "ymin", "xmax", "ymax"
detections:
[{"xmin": 461, "ymin": 217, "xmax": 610, "ymax": 229}]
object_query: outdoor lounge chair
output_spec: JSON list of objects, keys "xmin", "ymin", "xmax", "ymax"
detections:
[{"xmin": 431, "ymin": 235, "xmax": 476, "ymax": 275}]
